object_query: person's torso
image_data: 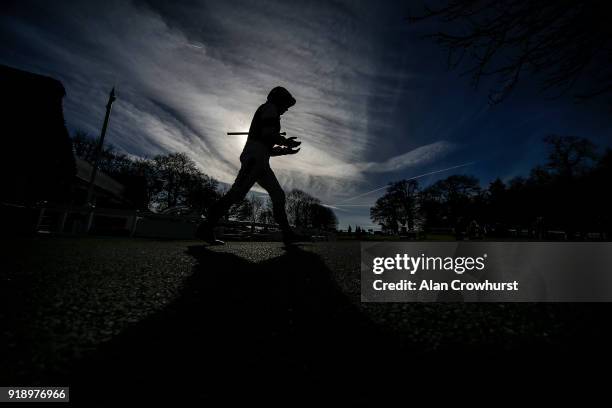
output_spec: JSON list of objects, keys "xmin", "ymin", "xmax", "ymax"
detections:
[{"xmin": 247, "ymin": 102, "xmax": 280, "ymax": 150}]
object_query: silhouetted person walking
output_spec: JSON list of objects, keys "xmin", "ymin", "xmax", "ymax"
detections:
[{"xmin": 197, "ymin": 86, "xmax": 301, "ymax": 245}]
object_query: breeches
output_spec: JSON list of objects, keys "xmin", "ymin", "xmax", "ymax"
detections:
[{"xmin": 209, "ymin": 141, "xmax": 290, "ymax": 230}]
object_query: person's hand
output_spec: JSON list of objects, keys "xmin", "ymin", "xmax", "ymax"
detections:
[
  {"xmin": 282, "ymin": 136, "xmax": 301, "ymax": 148},
  {"xmin": 271, "ymin": 146, "xmax": 301, "ymax": 156}
]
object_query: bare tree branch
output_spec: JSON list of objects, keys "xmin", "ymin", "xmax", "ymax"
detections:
[{"xmin": 410, "ymin": 0, "xmax": 612, "ymax": 104}]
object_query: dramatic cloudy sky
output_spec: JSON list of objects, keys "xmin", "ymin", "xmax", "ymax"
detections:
[{"xmin": 2, "ymin": 0, "xmax": 611, "ymax": 228}]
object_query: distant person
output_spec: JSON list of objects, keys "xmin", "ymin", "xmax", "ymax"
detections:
[{"xmin": 197, "ymin": 86, "xmax": 301, "ymax": 245}]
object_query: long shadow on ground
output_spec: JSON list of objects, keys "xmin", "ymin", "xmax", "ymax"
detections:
[
  {"xmin": 66, "ymin": 244, "xmax": 609, "ymax": 403},
  {"xmin": 69, "ymin": 245, "xmax": 397, "ymax": 404}
]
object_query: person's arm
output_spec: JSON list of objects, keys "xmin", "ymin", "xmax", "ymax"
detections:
[
  {"xmin": 277, "ymin": 135, "xmax": 301, "ymax": 148},
  {"xmin": 259, "ymin": 104, "xmax": 284, "ymax": 146},
  {"xmin": 259, "ymin": 104, "xmax": 302, "ymax": 148},
  {"xmin": 271, "ymin": 146, "xmax": 301, "ymax": 156}
]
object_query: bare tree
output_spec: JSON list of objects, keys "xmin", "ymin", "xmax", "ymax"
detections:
[
  {"xmin": 259, "ymin": 198, "xmax": 275, "ymax": 226},
  {"xmin": 285, "ymin": 189, "xmax": 336, "ymax": 230},
  {"xmin": 150, "ymin": 152, "xmax": 218, "ymax": 212},
  {"xmin": 410, "ymin": 0, "xmax": 612, "ymax": 104},
  {"xmin": 543, "ymin": 135, "xmax": 597, "ymax": 178},
  {"xmin": 370, "ymin": 180, "xmax": 420, "ymax": 233},
  {"xmin": 234, "ymin": 194, "xmax": 265, "ymax": 230},
  {"xmin": 286, "ymin": 189, "xmax": 319, "ymax": 228},
  {"xmin": 311, "ymin": 203, "xmax": 338, "ymax": 231}
]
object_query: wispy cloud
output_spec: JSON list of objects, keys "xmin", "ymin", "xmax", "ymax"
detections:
[{"xmin": 0, "ymin": 0, "xmax": 458, "ymax": 225}]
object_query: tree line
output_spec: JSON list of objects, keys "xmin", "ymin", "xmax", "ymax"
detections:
[
  {"xmin": 72, "ymin": 131, "xmax": 337, "ymax": 230},
  {"xmin": 371, "ymin": 135, "xmax": 612, "ymax": 239}
]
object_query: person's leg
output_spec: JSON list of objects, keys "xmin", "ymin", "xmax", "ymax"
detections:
[
  {"xmin": 256, "ymin": 166, "xmax": 293, "ymax": 239},
  {"xmin": 197, "ymin": 155, "xmax": 262, "ymax": 242},
  {"xmin": 208, "ymin": 162, "xmax": 258, "ymax": 224}
]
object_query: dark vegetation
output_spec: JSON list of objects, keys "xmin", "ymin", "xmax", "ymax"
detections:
[
  {"xmin": 371, "ymin": 135, "xmax": 612, "ymax": 238},
  {"xmin": 72, "ymin": 131, "xmax": 337, "ymax": 230}
]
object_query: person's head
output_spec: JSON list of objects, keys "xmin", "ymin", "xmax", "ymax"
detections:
[{"xmin": 267, "ymin": 86, "xmax": 296, "ymax": 115}]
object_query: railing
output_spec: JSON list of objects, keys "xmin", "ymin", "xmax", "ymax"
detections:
[{"xmin": 1, "ymin": 201, "xmax": 335, "ymax": 241}]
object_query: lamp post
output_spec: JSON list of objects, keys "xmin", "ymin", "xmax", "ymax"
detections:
[
  {"xmin": 86, "ymin": 87, "xmax": 116, "ymax": 206},
  {"xmin": 85, "ymin": 87, "xmax": 116, "ymax": 233}
]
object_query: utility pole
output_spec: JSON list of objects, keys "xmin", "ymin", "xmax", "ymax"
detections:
[{"xmin": 86, "ymin": 87, "xmax": 116, "ymax": 206}]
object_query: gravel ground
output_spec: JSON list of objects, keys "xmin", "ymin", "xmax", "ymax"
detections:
[
  {"xmin": 1, "ymin": 237, "xmax": 196, "ymax": 379},
  {"xmin": 1, "ymin": 236, "xmax": 609, "ymax": 396}
]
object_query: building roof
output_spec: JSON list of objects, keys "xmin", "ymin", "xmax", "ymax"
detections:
[
  {"xmin": 1, "ymin": 64, "xmax": 66, "ymax": 99},
  {"xmin": 75, "ymin": 157, "xmax": 126, "ymax": 198}
]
